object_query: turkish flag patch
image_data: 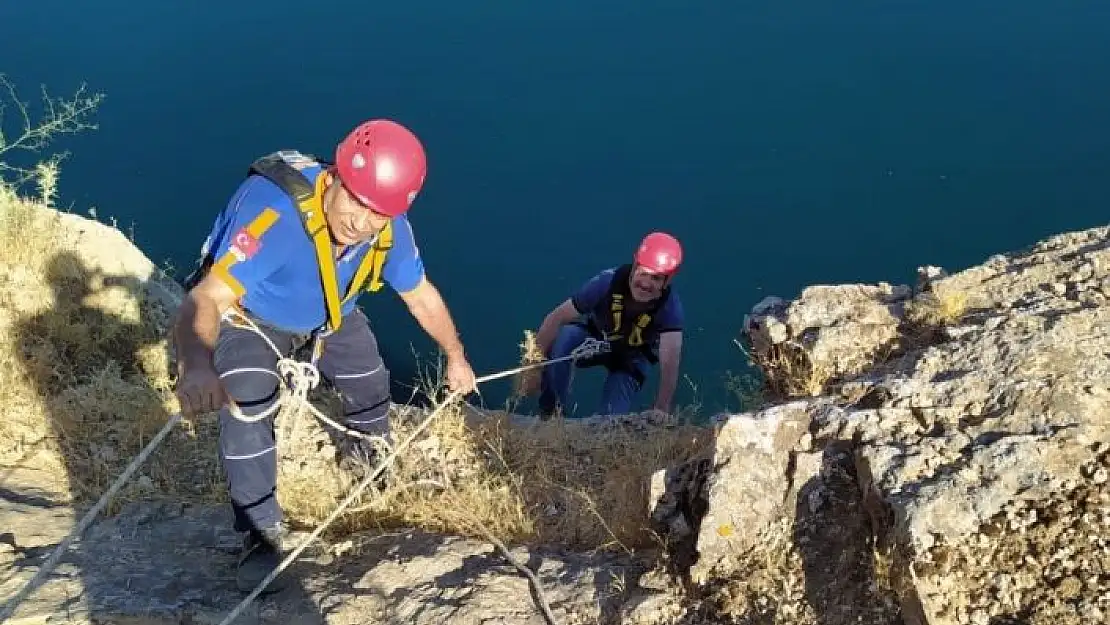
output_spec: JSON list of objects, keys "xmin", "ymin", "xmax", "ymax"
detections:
[{"xmin": 229, "ymin": 228, "xmax": 261, "ymax": 261}]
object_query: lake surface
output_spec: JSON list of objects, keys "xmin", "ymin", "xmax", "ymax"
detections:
[{"xmin": 3, "ymin": 0, "xmax": 1109, "ymax": 416}]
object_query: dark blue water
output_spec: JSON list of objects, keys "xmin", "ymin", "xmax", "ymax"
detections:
[{"xmin": 4, "ymin": 1, "xmax": 1109, "ymax": 415}]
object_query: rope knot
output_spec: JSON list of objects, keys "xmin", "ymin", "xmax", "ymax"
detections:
[
  {"xmin": 277, "ymin": 357, "xmax": 321, "ymax": 398},
  {"xmin": 571, "ymin": 337, "xmax": 610, "ymax": 360}
]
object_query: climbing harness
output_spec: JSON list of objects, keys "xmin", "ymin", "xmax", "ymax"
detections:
[
  {"xmin": 182, "ymin": 150, "xmax": 394, "ymax": 335},
  {"xmin": 0, "ymin": 320, "xmax": 610, "ymax": 625},
  {"xmin": 586, "ymin": 263, "xmax": 672, "ymax": 358},
  {"xmin": 247, "ymin": 150, "xmax": 394, "ymax": 336}
]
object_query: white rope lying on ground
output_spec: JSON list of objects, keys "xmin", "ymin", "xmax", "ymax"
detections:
[
  {"xmin": 0, "ymin": 305, "xmax": 606, "ymax": 624},
  {"xmin": 0, "ymin": 412, "xmax": 184, "ymax": 623}
]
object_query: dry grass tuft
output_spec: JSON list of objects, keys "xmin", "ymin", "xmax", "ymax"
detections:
[
  {"xmin": 472, "ymin": 411, "xmax": 711, "ymax": 549},
  {"xmin": 511, "ymin": 328, "xmax": 546, "ymax": 399},
  {"xmin": 274, "ymin": 386, "xmax": 711, "ymax": 550},
  {"xmin": 903, "ymin": 283, "xmax": 970, "ymax": 342},
  {"xmin": 746, "ymin": 340, "xmax": 834, "ymax": 401},
  {"xmin": 0, "ymin": 168, "xmax": 224, "ymax": 513},
  {"xmin": 274, "ymin": 392, "xmax": 537, "ymax": 542}
]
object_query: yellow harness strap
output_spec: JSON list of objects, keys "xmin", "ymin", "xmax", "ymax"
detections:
[
  {"xmin": 298, "ymin": 172, "xmax": 393, "ymax": 334},
  {"xmin": 344, "ymin": 219, "xmax": 393, "ymax": 302},
  {"xmin": 247, "ymin": 151, "xmax": 395, "ymax": 335}
]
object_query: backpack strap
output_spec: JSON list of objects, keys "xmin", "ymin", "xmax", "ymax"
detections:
[{"xmin": 247, "ymin": 150, "xmax": 344, "ymax": 333}]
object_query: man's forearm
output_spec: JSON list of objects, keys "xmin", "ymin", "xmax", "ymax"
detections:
[
  {"xmin": 654, "ymin": 359, "xmax": 680, "ymax": 412},
  {"xmin": 406, "ymin": 282, "xmax": 466, "ymax": 359},
  {"xmin": 172, "ymin": 295, "xmax": 222, "ymax": 372},
  {"xmin": 535, "ymin": 299, "xmax": 580, "ymax": 356},
  {"xmin": 535, "ymin": 314, "xmax": 563, "ymax": 356}
]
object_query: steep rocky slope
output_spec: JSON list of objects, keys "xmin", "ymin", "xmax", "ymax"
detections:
[
  {"xmin": 654, "ymin": 225, "xmax": 1110, "ymax": 625},
  {"xmin": 3, "ymin": 199, "xmax": 1108, "ymax": 624}
]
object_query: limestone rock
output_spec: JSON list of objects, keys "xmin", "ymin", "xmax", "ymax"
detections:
[
  {"xmin": 9, "ymin": 202, "xmax": 1110, "ymax": 625},
  {"xmin": 689, "ymin": 402, "xmax": 813, "ymax": 584},
  {"xmin": 53, "ymin": 210, "xmax": 184, "ymax": 316},
  {"xmin": 742, "ymin": 282, "xmax": 913, "ymax": 397},
  {"xmin": 705, "ymin": 224, "xmax": 1110, "ymax": 625}
]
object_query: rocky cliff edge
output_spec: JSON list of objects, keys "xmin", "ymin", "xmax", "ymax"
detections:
[
  {"xmin": 652, "ymin": 226, "xmax": 1110, "ymax": 625},
  {"xmin": 2, "ymin": 193, "xmax": 1108, "ymax": 625}
]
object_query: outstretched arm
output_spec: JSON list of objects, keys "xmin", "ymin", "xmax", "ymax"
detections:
[
  {"xmin": 653, "ymin": 330, "xmax": 683, "ymax": 412},
  {"xmin": 397, "ymin": 276, "xmax": 466, "ymax": 360},
  {"xmin": 534, "ymin": 269, "xmax": 614, "ymax": 355},
  {"xmin": 534, "ymin": 298, "xmax": 581, "ymax": 356},
  {"xmin": 173, "ymin": 182, "xmax": 289, "ymax": 415}
]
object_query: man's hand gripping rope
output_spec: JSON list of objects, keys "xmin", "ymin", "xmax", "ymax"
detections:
[{"xmin": 0, "ymin": 309, "xmax": 606, "ymax": 625}]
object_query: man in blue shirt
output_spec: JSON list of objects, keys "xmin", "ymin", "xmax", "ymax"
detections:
[
  {"xmin": 527, "ymin": 232, "xmax": 685, "ymax": 418},
  {"xmin": 172, "ymin": 119, "xmax": 476, "ymax": 593}
]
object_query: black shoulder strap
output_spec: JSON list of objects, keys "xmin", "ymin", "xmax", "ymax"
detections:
[
  {"xmin": 247, "ymin": 151, "xmax": 319, "ymax": 204},
  {"xmin": 244, "ymin": 150, "xmax": 348, "ymax": 334},
  {"xmin": 610, "ymin": 264, "xmax": 633, "ymax": 298}
]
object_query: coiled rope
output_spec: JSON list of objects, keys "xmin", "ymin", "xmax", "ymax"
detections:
[{"xmin": 0, "ymin": 308, "xmax": 608, "ymax": 625}]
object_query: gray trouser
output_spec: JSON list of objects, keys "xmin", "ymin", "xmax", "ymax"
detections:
[{"xmin": 213, "ymin": 307, "xmax": 390, "ymax": 534}]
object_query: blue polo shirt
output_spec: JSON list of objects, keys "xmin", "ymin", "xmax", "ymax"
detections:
[{"xmin": 198, "ymin": 162, "xmax": 425, "ymax": 334}]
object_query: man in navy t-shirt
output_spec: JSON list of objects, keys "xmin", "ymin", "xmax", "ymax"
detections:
[
  {"xmin": 172, "ymin": 119, "xmax": 476, "ymax": 594},
  {"xmin": 528, "ymin": 232, "xmax": 686, "ymax": 418}
]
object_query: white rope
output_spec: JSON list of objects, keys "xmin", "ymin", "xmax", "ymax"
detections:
[
  {"xmin": 224, "ymin": 307, "xmax": 608, "ymax": 446},
  {"xmin": 0, "ymin": 412, "xmax": 184, "ymax": 623},
  {"xmin": 0, "ymin": 307, "xmax": 608, "ymax": 624},
  {"xmin": 221, "ymin": 309, "xmax": 384, "ymax": 444},
  {"xmin": 214, "ymin": 316, "xmax": 607, "ymax": 625}
]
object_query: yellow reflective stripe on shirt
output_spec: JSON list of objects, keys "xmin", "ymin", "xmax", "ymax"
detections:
[{"xmin": 209, "ymin": 206, "xmax": 281, "ymax": 297}]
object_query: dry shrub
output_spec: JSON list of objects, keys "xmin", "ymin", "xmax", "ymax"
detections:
[
  {"xmin": 748, "ymin": 340, "xmax": 834, "ymax": 400},
  {"xmin": 0, "ymin": 177, "xmax": 223, "ymax": 513},
  {"xmin": 511, "ymin": 329, "xmax": 545, "ymax": 399},
  {"xmin": 903, "ymin": 282, "xmax": 971, "ymax": 346},
  {"xmin": 272, "ymin": 330, "xmax": 712, "ymax": 551},
  {"xmin": 477, "ymin": 411, "xmax": 711, "ymax": 549},
  {"xmin": 274, "ymin": 395, "xmax": 535, "ymax": 541},
  {"xmin": 274, "ymin": 388, "xmax": 712, "ymax": 550}
]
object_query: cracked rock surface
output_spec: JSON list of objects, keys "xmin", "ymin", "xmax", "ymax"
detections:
[{"xmin": 659, "ymin": 225, "xmax": 1110, "ymax": 625}]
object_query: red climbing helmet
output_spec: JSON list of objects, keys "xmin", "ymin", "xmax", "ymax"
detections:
[
  {"xmin": 334, "ymin": 119, "xmax": 427, "ymax": 217},
  {"xmin": 634, "ymin": 232, "xmax": 683, "ymax": 276}
]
